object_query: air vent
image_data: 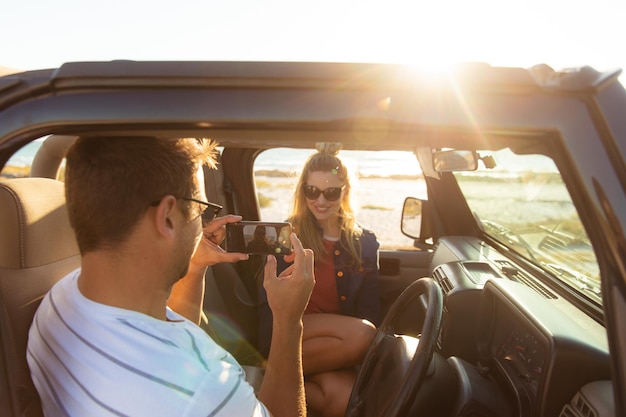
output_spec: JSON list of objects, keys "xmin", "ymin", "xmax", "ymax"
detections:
[
  {"xmin": 559, "ymin": 406, "xmax": 577, "ymax": 417},
  {"xmin": 433, "ymin": 267, "xmax": 454, "ymax": 294},
  {"xmin": 494, "ymin": 260, "xmax": 557, "ymax": 299},
  {"xmin": 558, "ymin": 391, "xmax": 598, "ymax": 417}
]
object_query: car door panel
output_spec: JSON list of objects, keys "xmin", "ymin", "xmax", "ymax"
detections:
[{"xmin": 378, "ymin": 249, "xmax": 432, "ymax": 319}]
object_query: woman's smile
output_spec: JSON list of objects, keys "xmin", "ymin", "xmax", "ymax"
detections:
[{"xmin": 305, "ymin": 171, "xmax": 343, "ymax": 222}]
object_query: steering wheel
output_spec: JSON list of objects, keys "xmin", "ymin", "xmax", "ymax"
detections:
[{"xmin": 345, "ymin": 277, "xmax": 443, "ymax": 417}]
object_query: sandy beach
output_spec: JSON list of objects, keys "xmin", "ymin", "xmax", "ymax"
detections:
[
  {"xmin": 256, "ymin": 175, "xmax": 426, "ymax": 250},
  {"xmin": 256, "ymin": 172, "xmax": 578, "ymax": 251}
]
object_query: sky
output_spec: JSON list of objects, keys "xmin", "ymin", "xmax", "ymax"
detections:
[{"xmin": 1, "ymin": 0, "xmax": 625, "ymax": 80}]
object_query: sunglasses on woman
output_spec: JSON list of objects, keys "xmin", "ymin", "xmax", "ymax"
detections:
[{"xmin": 303, "ymin": 185, "xmax": 345, "ymax": 201}]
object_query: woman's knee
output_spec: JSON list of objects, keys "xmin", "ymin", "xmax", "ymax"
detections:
[
  {"xmin": 346, "ymin": 319, "xmax": 376, "ymax": 358},
  {"xmin": 302, "ymin": 314, "xmax": 377, "ymax": 365}
]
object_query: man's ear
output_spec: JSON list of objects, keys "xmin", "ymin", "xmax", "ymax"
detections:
[{"xmin": 154, "ymin": 196, "xmax": 178, "ymax": 238}]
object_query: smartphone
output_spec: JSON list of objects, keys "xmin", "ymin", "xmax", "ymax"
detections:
[{"xmin": 225, "ymin": 221, "xmax": 293, "ymax": 255}]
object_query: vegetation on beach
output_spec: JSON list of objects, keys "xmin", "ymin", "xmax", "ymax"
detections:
[
  {"xmin": 255, "ymin": 170, "xmax": 297, "ymax": 178},
  {"xmin": 0, "ymin": 165, "xmax": 29, "ymax": 179},
  {"xmin": 362, "ymin": 205, "xmax": 393, "ymax": 211},
  {"xmin": 255, "ymin": 179, "xmax": 293, "ymax": 189},
  {"xmin": 257, "ymin": 193, "xmax": 272, "ymax": 208}
]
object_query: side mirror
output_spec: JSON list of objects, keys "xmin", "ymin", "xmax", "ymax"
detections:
[{"xmin": 401, "ymin": 197, "xmax": 433, "ymax": 249}]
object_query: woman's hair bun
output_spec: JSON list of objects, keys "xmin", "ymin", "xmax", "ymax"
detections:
[{"xmin": 315, "ymin": 142, "xmax": 342, "ymax": 156}]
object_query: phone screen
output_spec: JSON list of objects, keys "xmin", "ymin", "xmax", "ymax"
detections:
[{"xmin": 225, "ymin": 221, "xmax": 293, "ymax": 255}]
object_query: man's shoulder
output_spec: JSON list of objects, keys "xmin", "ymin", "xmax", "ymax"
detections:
[{"xmin": 35, "ymin": 268, "xmax": 80, "ymax": 311}]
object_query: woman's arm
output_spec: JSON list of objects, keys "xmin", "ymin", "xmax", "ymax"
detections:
[{"xmin": 355, "ymin": 230, "xmax": 381, "ymax": 326}]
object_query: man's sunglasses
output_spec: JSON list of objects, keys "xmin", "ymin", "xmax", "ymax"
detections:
[
  {"xmin": 302, "ymin": 185, "xmax": 345, "ymax": 202},
  {"xmin": 182, "ymin": 197, "xmax": 223, "ymax": 225},
  {"xmin": 151, "ymin": 196, "xmax": 222, "ymax": 225}
]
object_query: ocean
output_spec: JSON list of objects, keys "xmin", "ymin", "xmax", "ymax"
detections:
[
  {"xmin": 5, "ymin": 140, "xmax": 567, "ymax": 249},
  {"xmin": 9, "ymin": 139, "xmax": 556, "ymax": 178},
  {"xmin": 254, "ymin": 148, "xmax": 423, "ymax": 178},
  {"xmin": 8, "ymin": 140, "xmax": 423, "ymax": 179},
  {"xmin": 6, "ymin": 139, "xmax": 46, "ymax": 167}
]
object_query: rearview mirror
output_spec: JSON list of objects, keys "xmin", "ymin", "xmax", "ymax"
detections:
[{"xmin": 433, "ymin": 150, "xmax": 478, "ymax": 172}]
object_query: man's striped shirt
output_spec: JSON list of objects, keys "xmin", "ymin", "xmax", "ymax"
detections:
[{"xmin": 27, "ymin": 269, "xmax": 268, "ymax": 417}]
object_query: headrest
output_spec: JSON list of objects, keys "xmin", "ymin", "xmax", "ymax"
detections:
[{"xmin": 0, "ymin": 178, "xmax": 79, "ymax": 269}]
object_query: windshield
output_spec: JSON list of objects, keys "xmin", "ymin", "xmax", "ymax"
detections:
[{"xmin": 453, "ymin": 148, "xmax": 601, "ymax": 305}]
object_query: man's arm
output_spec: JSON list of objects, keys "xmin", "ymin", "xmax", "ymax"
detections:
[
  {"xmin": 258, "ymin": 234, "xmax": 314, "ymax": 417},
  {"xmin": 168, "ymin": 265, "xmax": 207, "ymax": 324},
  {"xmin": 260, "ymin": 316, "xmax": 306, "ymax": 416},
  {"xmin": 168, "ymin": 215, "xmax": 248, "ymax": 323}
]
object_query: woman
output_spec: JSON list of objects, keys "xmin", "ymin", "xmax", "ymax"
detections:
[{"xmin": 258, "ymin": 143, "xmax": 380, "ymax": 417}]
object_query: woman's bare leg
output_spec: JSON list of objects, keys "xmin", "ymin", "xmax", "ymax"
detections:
[
  {"xmin": 305, "ymin": 369, "xmax": 357, "ymax": 417},
  {"xmin": 302, "ymin": 313, "xmax": 376, "ymax": 375}
]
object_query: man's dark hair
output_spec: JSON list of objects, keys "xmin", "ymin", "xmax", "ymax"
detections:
[{"xmin": 65, "ymin": 136, "xmax": 217, "ymax": 253}]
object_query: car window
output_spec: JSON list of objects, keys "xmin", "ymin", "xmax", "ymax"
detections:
[
  {"xmin": 254, "ymin": 148, "xmax": 424, "ymax": 250},
  {"xmin": 0, "ymin": 139, "xmax": 44, "ymax": 179},
  {"xmin": 453, "ymin": 148, "xmax": 601, "ymax": 305},
  {"xmin": 0, "ymin": 138, "xmax": 218, "ymax": 182}
]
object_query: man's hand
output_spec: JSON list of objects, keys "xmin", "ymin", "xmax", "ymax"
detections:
[
  {"xmin": 258, "ymin": 233, "xmax": 314, "ymax": 417},
  {"xmin": 171, "ymin": 215, "xmax": 249, "ymax": 323},
  {"xmin": 263, "ymin": 233, "xmax": 314, "ymax": 325},
  {"xmin": 189, "ymin": 215, "xmax": 249, "ymax": 273}
]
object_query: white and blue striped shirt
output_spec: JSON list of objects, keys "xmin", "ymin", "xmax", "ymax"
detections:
[{"xmin": 27, "ymin": 269, "xmax": 268, "ymax": 417}]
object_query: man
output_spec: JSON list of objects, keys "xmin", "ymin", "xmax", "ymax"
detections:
[
  {"xmin": 27, "ymin": 136, "xmax": 314, "ymax": 417},
  {"xmin": 246, "ymin": 225, "xmax": 273, "ymax": 253}
]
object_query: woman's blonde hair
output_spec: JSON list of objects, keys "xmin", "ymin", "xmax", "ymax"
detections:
[{"xmin": 288, "ymin": 143, "xmax": 363, "ymax": 265}]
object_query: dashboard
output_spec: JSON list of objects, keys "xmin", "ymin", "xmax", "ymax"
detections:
[
  {"xmin": 429, "ymin": 236, "xmax": 612, "ymax": 417},
  {"xmin": 496, "ymin": 324, "xmax": 545, "ymax": 397}
]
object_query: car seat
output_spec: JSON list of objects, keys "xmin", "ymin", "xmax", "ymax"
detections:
[
  {"xmin": 27, "ymin": 135, "xmax": 263, "ymax": 363},
  {"xmin": 0, "ymin": 178, "xmax": 80, "ymax": 417},
  {"xmin": 202, "ymin": 157, "xmax": 264, "ymax": 366}
]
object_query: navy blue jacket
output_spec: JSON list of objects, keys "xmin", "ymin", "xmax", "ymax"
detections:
[{"xmin": 257, "ymin": 228, "xmax": 380, "ymax": 357}]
